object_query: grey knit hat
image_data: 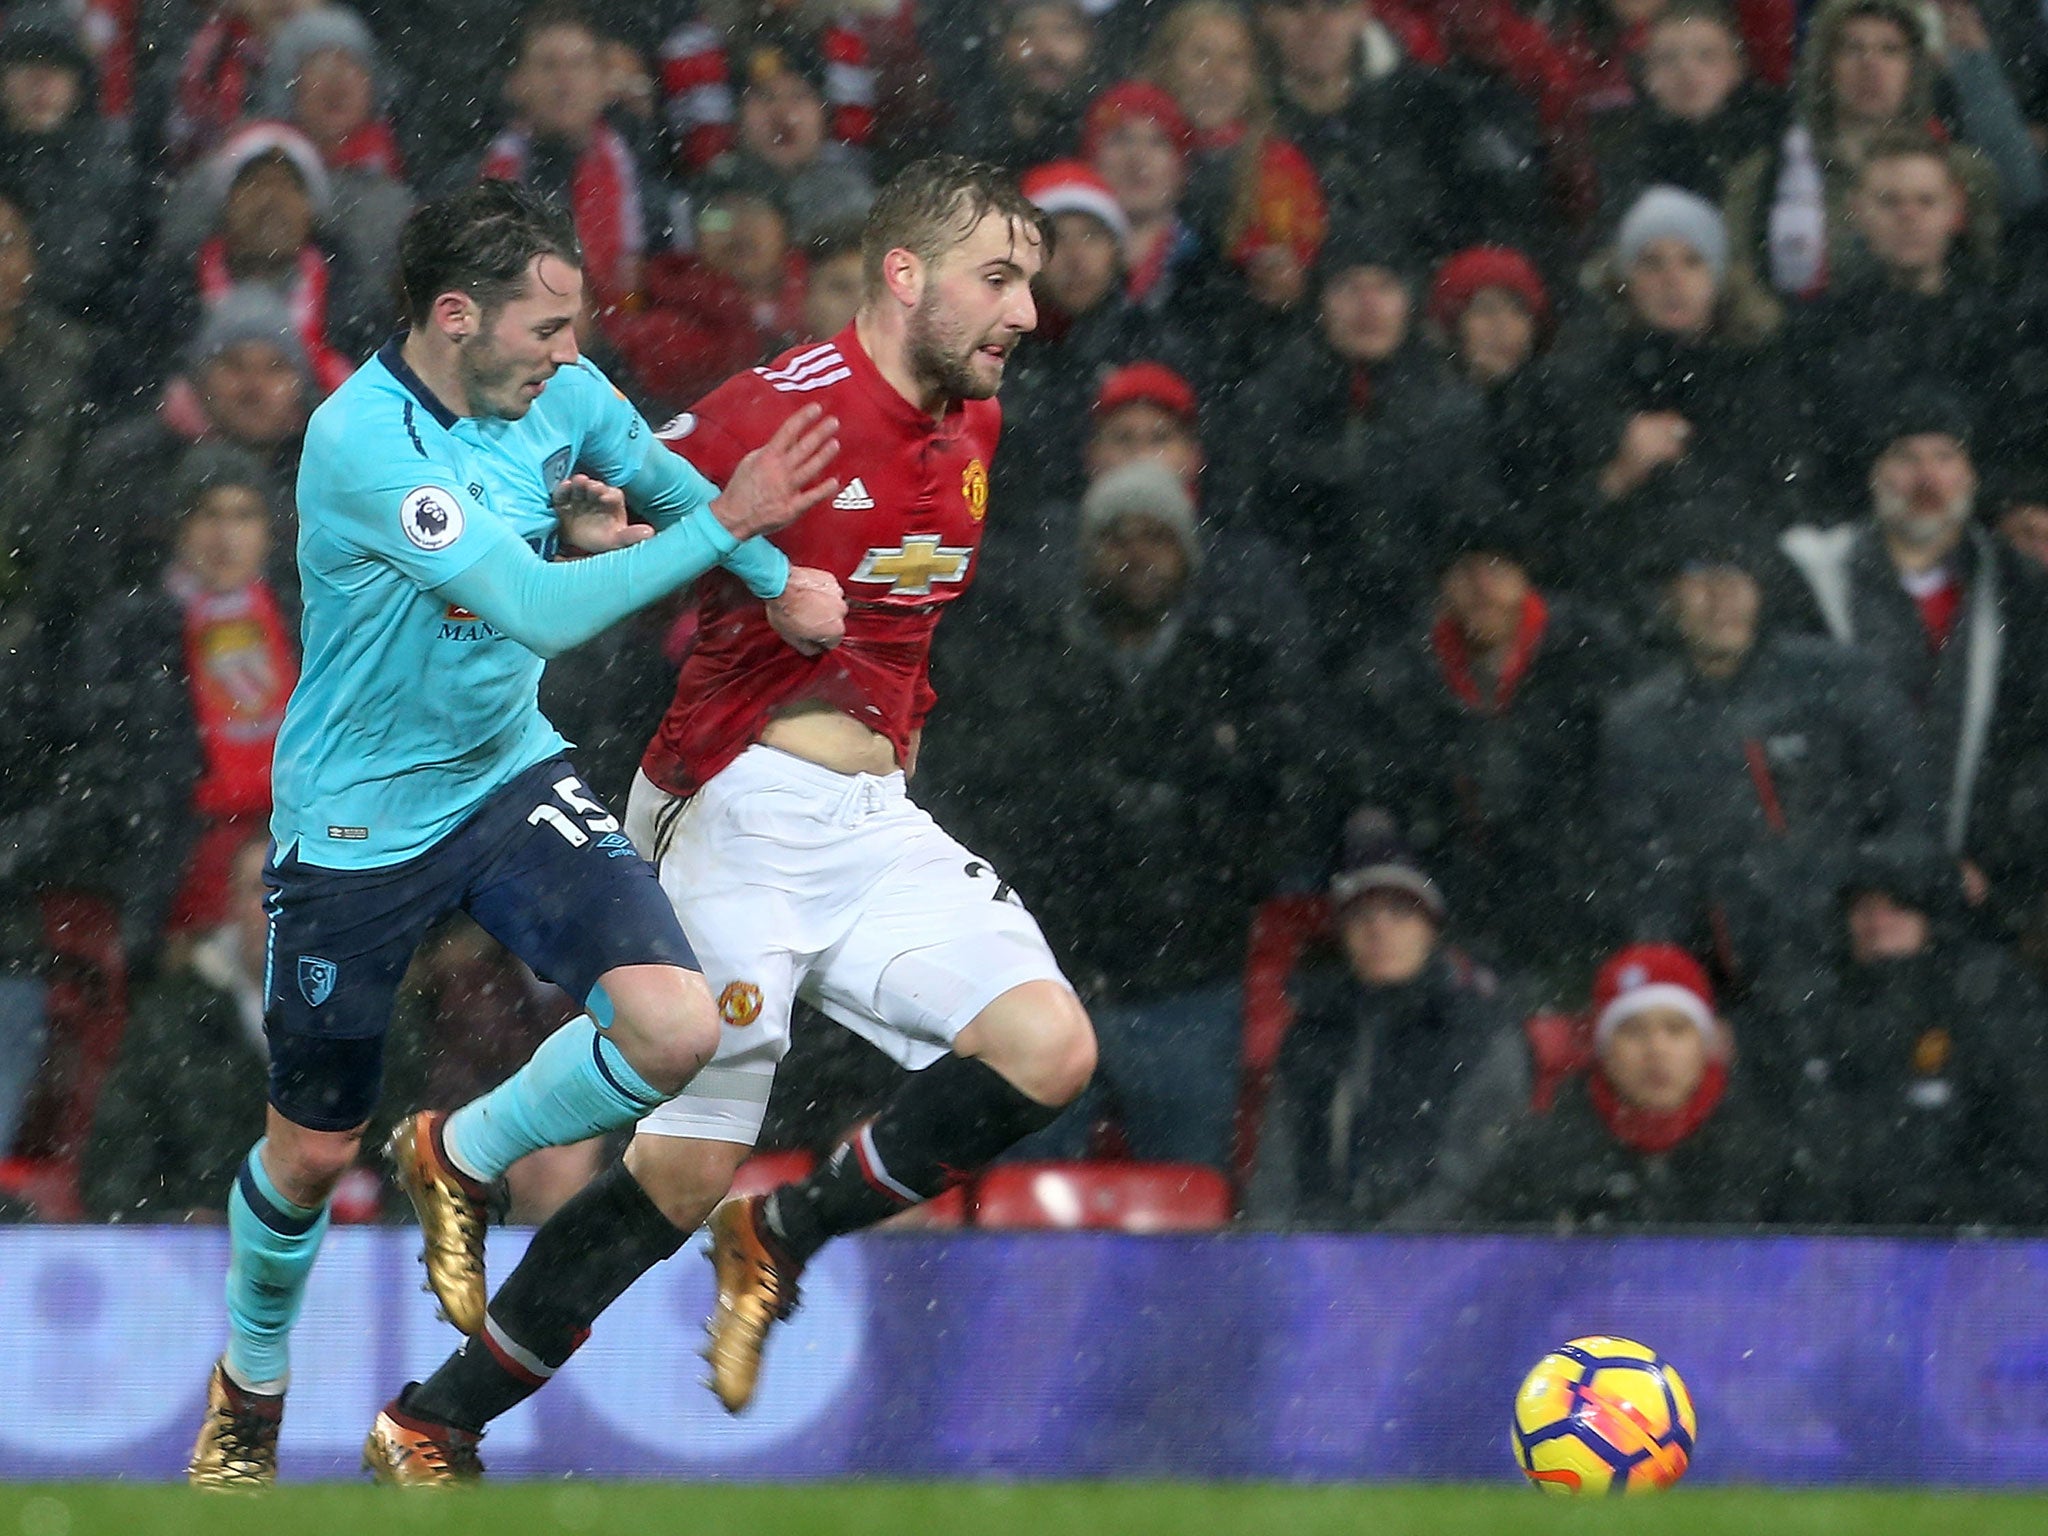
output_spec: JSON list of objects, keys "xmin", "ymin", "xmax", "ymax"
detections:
[
  {"xmin": 188, "ymin": 288, "xmax": 314, "ymax": 385},
  {"xmin": 1079, "ymin": 461, "xmax": 1200, "ymax": 566},
  {"xmin": 1615, "ymin": 186, "xmax": 1729, "ymax": 284},
  {"xmin": 258, "ymin": 6, "xmax": 383, "ymax": 121}
]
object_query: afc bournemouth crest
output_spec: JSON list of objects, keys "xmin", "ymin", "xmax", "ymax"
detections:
[
  {"xmin": 298, "ymin": 956, "xmax": 338, "ymax": 1007},
  {"xmin": 962, "ymin": 458, "xmax": 988, "ymax": 521},
  {"xmin": 718, "ymin": 981, "xmax": 763, "ymax": 1028}
]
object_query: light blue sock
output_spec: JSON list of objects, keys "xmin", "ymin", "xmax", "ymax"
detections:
[
  {"xmin": 224, "ymin": 1141, "xmax": 331, "ymax": 1392},
  {"xmin": 442, "ymin": 1010, "xmax": 666, "ymax": 1183}
]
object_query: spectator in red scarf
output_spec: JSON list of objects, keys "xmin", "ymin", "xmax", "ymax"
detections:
[
  {"xmin": 68, "ymin": 445, "xmax": 299, "ymax": 961},
  {"xmin": 1140, "ymin": 0, "xmax": 1327, "ymax": 310},
  {"xmin": 482, "ymin": 1, "xmax": 650, "ymax": 311},
  {"xmin": 1462, "ymin": 943, "xmax": 1801, "ymax": 1226},
  {"xmin": 1345, "ymin": 488, "xmax": 1631, "ymax": 977},
  {"xmin": 164, "ymin": 0, "xmax": 316, "ymax": 168},
  {"xmin": 254, "ymin": 5, "xmax": 411, "ymax": 282},
  {"xmin": 138, "ymin": 120, "xmax": 380, "ymax": 397},
  {"xmin": 1081, "ymin": 80, "xmax": 1260, "ymax": 389},
  {"xmin": 57, "ymin": 290, "xmax": 311, "ymax": 651},
  {"xmin": 659, "ymin": 0, "xmax": 875, "ymax": 176}
]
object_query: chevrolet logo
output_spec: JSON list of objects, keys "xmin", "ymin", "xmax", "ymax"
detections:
[{"xmin": 850, "ymin": 535, "xmax": 973, "ymax": 596}]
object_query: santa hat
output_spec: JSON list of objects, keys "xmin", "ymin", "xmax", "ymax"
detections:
[
  {"xmin": 206, "ymin": 119, "xmax": 333, "ymax": 221},
  {"xmin": 1590, "ymin": 944, "xmax": 1720, "ymax": 1053},
  {"xmin": 1021, "ymin": 159, "xmax": 1130, "ymax": 254},
  {"xmin": 1081, "ymin": 80, "xmax": 1194, "ymax": 162}
]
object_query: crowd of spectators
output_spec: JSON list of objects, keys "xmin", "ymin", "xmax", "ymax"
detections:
[{"xmin": 2, "ymin": 0, "xmax": 2047, "ymax": 1234}]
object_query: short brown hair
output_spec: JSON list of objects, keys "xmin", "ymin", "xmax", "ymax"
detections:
[
  {"xmin": 1858, "ymin": 127, "xmax": 1961, "ymax": 184},
  {"xmin": 860, "ymin": 155, "xmax": 1051, "ymax": 295}
]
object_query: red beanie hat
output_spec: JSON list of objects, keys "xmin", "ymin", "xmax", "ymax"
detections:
[
  {"xmin": 1082, "ymin": 80, "xmax": 1195, "ymax": 163},
  {"xmin": 1427, "ymin": 245, "xmax": 1552, "ymax": 338},
  {"xmin": 1094, "ymin": 359, "xmax": 1197, "ymax": 422},
  {"xmin": 1590, "ymin": 944, "xmax": 1719, "ymax": 1053}
]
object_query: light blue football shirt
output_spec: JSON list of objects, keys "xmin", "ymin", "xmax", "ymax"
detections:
[{"xmin": 271, "ymin": 340, "xmax": 713, "ymax": 870}]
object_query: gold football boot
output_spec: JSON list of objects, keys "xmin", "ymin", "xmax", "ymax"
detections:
[
  {"xmin": 187, "ymin": 1361, "xmax": 283, "ymax": 1490},
  {"xmin": 388, "ymin": 1111, "xmax": 489, "ymax": 1336},
  {"xmin": 362, "ymin": 1399, "xmax": 485, "ymax": 1486},
  {"xmin": 704, "ymin": 1195, "xmax": 804, "ymax": 1414}
]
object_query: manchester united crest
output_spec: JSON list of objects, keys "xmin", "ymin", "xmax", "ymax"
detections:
[
  {"xmin": 962, "ymin": 458, "xmax": 988, "ymax": 521},
  {"xmin": 718, "ymin": 981, "xmax": 764, "ymax": 1028}
]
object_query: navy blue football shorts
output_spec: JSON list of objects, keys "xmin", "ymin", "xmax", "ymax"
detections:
[{"xmin": 263, "ymin": 757, "xmax": 697, "ymax": 1131}]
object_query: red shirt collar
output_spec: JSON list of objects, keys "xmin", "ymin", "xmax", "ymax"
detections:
[{"xmin": 835, "ymin": 321, "xmax": 965, "ymax": 441}]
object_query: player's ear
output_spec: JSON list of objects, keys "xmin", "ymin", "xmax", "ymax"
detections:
[
  {"xmin": 432, "ymin": 290, "xmax": 477, "ymax": 341},
  {"xmin": 881, "ymin": 247, "xmax": 923, "ymax": 309}
]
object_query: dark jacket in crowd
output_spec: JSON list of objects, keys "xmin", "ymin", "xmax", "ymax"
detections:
[
  {"xmin": 1550, "ymin": 321, "xmax": 1808, "ymax": 600},
  {"xmin": 1249, "ymin": 949, "xmax": 1529, "ymax": 1228},
  {"xmin": 1789, "ymin": 274, "xmax": 2014, "ymax": 495},
  {"xmin": 0, "ymin": 303, "xmax": 97, "ymax": 600},
  {"xmin": 1601, "ymin": 634, "xmax": 1940, "ymax": 1004},
  {"xmin": 55, "ymin": 407, "xmax": 303, "ymax": 642},
  {"xmin": 924, "ymin": 594, "xmax": 1311, "ymax": 1006},
  {"xmin": 1351, "ymin": 593, "xmax": 1632, "ymax": 972},
  {"xmin": 1464, "ymin": 1068, "xmax": 1796, "ymax": 1227},
  {"xmin": 1223, "ymin": 332, "xmax": 1486, "ymax": 661},
  {"xmin": 997, "ymin": 295, "xmax": 1202, "ymax": 514},
  {"xmin": 1779, "ymin": 520, "xmax": 2048, "ymax": 911},
  {"xmin": 0, "ymin": 60, "xmax": 136, "ymax": 321},
  {"xmin": 1272, "ymin": 61, "xmax": 1449, "ymax": 257},
  {"xmin": 1590, "ymin": 83, "xmax": 1781, "ymax": 230},
  {"xmin": 1794, "ymin": 932, "xmax": 2048, "ymax": 1227},
  {"xmin": 81, "ymin": 946, "xmax": 429, "ymax": 1221}
]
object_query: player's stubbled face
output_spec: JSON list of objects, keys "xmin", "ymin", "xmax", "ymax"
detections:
[
  {"xmin": 905, "ymin": 212, "xmax": 1044, "ymax": 402},
  {"xmin": 462, "ymin": 253, "xmax": 584, "ymax": 420}
]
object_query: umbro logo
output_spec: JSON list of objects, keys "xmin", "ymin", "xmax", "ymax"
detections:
[{"xmin": 832, "ymin": 477, "xmax": 875, "ymax": 510}]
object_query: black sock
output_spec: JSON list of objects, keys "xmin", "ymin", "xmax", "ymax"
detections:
[
  {"xmin": 763, "ymin": 1054, "xmax": 1064, "ymax": 1265},
  {"xmin": 405, "ymin": 1161, "xmax": 688, "ymax": 1433}
]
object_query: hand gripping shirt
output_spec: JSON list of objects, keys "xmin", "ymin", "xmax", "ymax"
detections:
[
  {"xmin": 640, "ymin": 326, "xmax": 1002, "ymax": 797},
  {"xmin": 273, "ymin": 341, "xmax": 725, "ymax": 868}
]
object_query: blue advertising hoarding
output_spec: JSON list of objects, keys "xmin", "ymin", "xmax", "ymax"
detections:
[{"xmin": 1, "ymin": 1228, "xmax": 2044, "ymax": 1484}]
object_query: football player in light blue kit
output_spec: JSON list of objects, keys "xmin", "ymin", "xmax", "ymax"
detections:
[{"xmin": 188, "ymin": 180, "xmax": 846, "ymax": 1488}]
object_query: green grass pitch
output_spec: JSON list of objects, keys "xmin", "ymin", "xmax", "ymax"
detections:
[{"xmin": 3, "ymin": 1483, "xmax": 2044, "ymax": 1536}]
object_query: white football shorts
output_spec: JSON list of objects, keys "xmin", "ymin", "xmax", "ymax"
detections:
[{"xmin": 624, "ymin": 744, "xmax": 1072, "ymax": 1144}]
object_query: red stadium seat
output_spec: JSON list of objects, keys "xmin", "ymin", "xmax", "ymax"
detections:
[
  {"xmin": 727, "ymin": 1149, "xmax": 816, "ymax": 1196},
  {"xmin": 970, "ymin": 1162, "xmax": 1233, "ymax": 1232},
  {"xmin": 1233, "ymin": 894, "xmax": 1332, "ymax": 1183},
  {"xmin": 0, "ymin": 891, "xmax": 131, "ymax": 1220}
]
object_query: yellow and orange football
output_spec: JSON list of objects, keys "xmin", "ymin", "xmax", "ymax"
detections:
[{"xmin": 1511, "ymin": 1336, "xmax": 1697, "ymax": 1496}]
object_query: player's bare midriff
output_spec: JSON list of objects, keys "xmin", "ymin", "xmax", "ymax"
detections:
[{"xmin": 760, "ymin": 701, "xmax": 900, "ymax": 778}]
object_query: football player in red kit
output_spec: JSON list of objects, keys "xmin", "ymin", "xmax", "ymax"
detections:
[{"xmin": 364, "ymin": 156, "xmax": 1097, "ymax": 1481}]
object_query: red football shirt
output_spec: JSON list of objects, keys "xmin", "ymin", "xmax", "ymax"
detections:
[{"xmin": 641, "ymin": 325, "xmax": 1001, "ymax": 797}]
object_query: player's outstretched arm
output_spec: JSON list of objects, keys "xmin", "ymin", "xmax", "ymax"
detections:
[{"xmin": 433, "ymin": 503, "xmax": 769, "ymax": 660}]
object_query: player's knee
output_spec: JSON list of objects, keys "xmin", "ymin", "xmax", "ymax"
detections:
[
  {"xmin": 1036, "ymin": 990, "xmax": 1097, "ymax": 1107},
  {"xmin": 265, "ymin": 1121, "xmax": 365, "ymax": 1204},
  {"xmin": 622, "ymin": 1133, "xmax": 747, "ymax": 1230},
  {"xmin": 607, "ymin": 970, "xmax": 721, "ymax": 1093},
  {"xmin": 963, "ymin": 982, "xmax": 1096, "ymax": 1107}
]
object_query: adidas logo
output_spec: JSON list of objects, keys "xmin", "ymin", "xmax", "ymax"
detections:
[{"xmin": 832, "ymin": 477, "xmax": 875, "ymax": 511}]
